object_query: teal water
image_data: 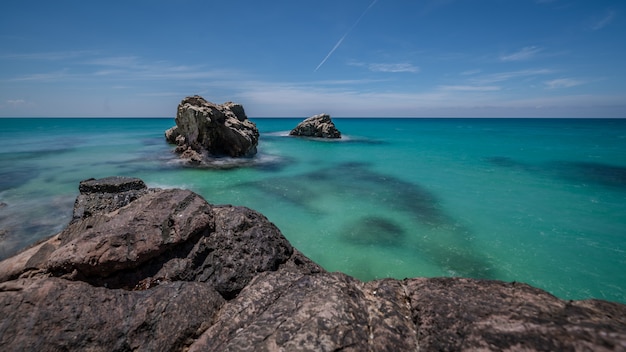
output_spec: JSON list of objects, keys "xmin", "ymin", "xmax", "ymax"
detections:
[{"xmin": 1, "ymin": 117, "xmax": 625, "ymax": 303}]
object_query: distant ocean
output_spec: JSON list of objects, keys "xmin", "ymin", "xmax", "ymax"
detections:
[{"xmin": 1, "ymin": 117, "xmax": 625, "ymax": 303}]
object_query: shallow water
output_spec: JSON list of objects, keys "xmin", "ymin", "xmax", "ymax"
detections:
[{"xmin": 1, "ymin": 117, "xmax": 625, "ymax": 303}]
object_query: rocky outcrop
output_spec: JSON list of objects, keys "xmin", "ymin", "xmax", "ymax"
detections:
[
  {"xmin": 1, "ymin": 177, "xmax": 625, "ymax": 351},
  {"xmin": 290, "ymin": 113, "xmax": 342, "ymax": 138},
  {"xmin": 165, "ymin": 96, "xmax": 259, "ymax": 164}
]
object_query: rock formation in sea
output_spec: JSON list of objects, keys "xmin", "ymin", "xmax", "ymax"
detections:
[
  {"xmin": 165, "ymin": 96, "xmax": 259, "ymax": 164},
  {"xmin": 289, "ymin": 113, "xmax": 342, "ymax": 138},
  {"xmin": 1, "ymin": 177, "xmax": 625, "ymax": 351}
]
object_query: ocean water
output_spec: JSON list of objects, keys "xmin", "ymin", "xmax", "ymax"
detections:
[{"xmin": 1, "ymin": 117, "xmax": 625, "ymax": 303}]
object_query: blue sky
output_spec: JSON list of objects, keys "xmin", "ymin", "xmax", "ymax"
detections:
[{"xmin": 1, "ymin": 0, "xmax": 625, "ymax": 117}]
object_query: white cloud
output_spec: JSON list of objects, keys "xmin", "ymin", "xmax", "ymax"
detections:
[
  {"xmin": 460, "ymin": 69, "xmax": 482, "ymax": 76},
  {"xmin": 137, "ymin": 92, "xmax": 189, "ymax": 97},
  {"xmin": 438, "ymin": 85, "xmax": 500, "ymax": 92},
  {"xmin": 6, "ymin": 99, "xmax": 26, "ymax": 106},
  {"xmin": 8, "ymin": 70, "xmax": 71, "ymax": 82},
  {"xmin": 0, "ymin": 50, "xmax": 97, "ymax": 61},
  {"xmin": 591, "ymin": 10, "xmax": 616, "ymax": 31},
  {"xmin": 4, "ymin": 54, "xmax": 241, "ymax": 83},
  {"xmin": 544, "ymin": 78, "xmax": 583, "ymax": 89},
  {"xmin": 1, "ymin": 51, "xmax": 621, "ymax": 118},
  {"xmin": 500, "ymin": 46, "xmax": 542, "ymax": 62},
  {"xmin": 350, "ymin": 61, "xmax": 419, "ymax": 73},
  {"xmin": 367, "ymin": 63, "xmax": 420, "ymax": 73},
  {"xmin": 470, "ymin": 69, "xmax": 553, "ymax": 84},
  {"xmin": 237, "ymin": 81, "xmax": 626, "ymax": 118}
]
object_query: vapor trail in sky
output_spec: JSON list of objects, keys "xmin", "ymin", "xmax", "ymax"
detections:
[{"xmin": 314, "ymin": 0, "xmax": 378, "ymax": 72}]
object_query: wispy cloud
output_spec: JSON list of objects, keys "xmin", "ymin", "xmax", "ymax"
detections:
[
  {"xmin": 4, "ymin": 54, "xmax": 239, "ymax": 83},
  {"xmin": 8, "ymin": 69, "xmax": 72, "ymax": 82},
  {"xmin": 469, "ymin": 69, "xmax": 553, "ymax": 85},
  {"xmin": 590, "ymin": 10, "xmax": 616, "ymax": 31},
  {"xmin": 438, "ymin": 85, "xmax": 500, "ymax": 92},
  {"xmin": 233, "ymin": 78, "xmax": 626, "ymax": 118},
  {"xmin": 137, "ymin": 92, "xmax": 189, "ymax": 97},
  {"xmin": 500, "ymin": 46, "xmax": 542, "ymax": 62},
  {"xmin": 6, "ymin": 99, "xmax": 26, "ymax": 106},
  {"xmin": 368, "ymin": 63, "xmax": 419, "ymax": 73},
  {"xmin": 0, "ymin": 50, "xmax": 98, "ymax": 61},
  {"xmin": 86, "ymin": 55, "xmax": 140, "ymax": 67},
  {"xmin": 1, "ymin": 99, "xmax": 30, "ymax": 111},
  {"xmin": 544, "ymin": 78, "xmax": 583, "ymax": 89},
  {"xmin": 460, "ymin": 69, "xmax": 482, "ymax": 76},
  {"xmin": 349, "ymin": 62, "xmax": 419, "ymax": 73}
]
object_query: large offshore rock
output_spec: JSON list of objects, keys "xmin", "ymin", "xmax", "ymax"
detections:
[
  {"xmin": 289, "ymin": 113, "xmax": 342, "ymax": 138},
  {"xmin": 165, "ymin": 96, "xmax": 259, "ymax": 162},
  {"xmin": 1, "ymin": 176, "xmax": 625, "ymax": 351}
]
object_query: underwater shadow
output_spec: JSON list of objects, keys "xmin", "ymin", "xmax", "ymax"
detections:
[
  {"xmin": 238, "ymin": 161, "xmax": 496, "ymax": 279},
  {"xmin": 486, "ymin": 156, "xmax": 626, "ymax": 189}
]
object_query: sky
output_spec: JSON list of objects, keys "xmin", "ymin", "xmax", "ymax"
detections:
[{"xmin": 1, "ymin": 0, "xmax": 625, "ymax": 118}]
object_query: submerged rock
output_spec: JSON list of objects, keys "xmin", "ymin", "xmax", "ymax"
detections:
[
  {"xmin": 1, "ymin": 176, "xmax": 625, "ymax": 351},
  {"xmin": 165, "ymin": 96, "xmax": 260, "ymax": 164},
  {"xmin": 340, "ymin": 216, "xmax": 405, "ymax": 247},
  {"xmin": 289, "ymin": 113, "xmax": 342, "ymax": 138}
]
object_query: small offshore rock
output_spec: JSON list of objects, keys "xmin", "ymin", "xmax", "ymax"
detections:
[{"xmin": 289, "ymin": 113, "xmax": 341, "ymax": 138}]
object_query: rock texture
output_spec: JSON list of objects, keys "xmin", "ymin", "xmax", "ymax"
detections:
[
  {"xmin": 289, "ymin": 113, "xmax": 342, "ymax": 138},
  {"xmin": 1, "ymin": 177, "xmax": 625, "ymax": 351},
  {"xmin": 165, "ymin": 96, "xmax": 259, "ymax": 163}
]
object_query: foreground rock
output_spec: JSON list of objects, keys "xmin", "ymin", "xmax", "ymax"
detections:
[
  {"xmin": 1, "ymin": 177, "xmax": 625, "ymax": 351},
  {"xmin": 289, "ymin": 113, "xmax": 342, "ymax": 138},
  {"xmin": 165, "ymin": 96, "xmax": 260, "ymax": 164}
]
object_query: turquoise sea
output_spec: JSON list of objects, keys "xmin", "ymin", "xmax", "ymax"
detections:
[{"xmin": 1, "ymin": 117, "xmax": 625, "ymax": 303}]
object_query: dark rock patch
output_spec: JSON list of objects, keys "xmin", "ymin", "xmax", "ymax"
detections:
[{"xmin": 289, "ymin": 113, "xmax": 341, "ymax": 138}]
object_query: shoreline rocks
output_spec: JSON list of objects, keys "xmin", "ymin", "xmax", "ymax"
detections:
[
  {"xmin": 165, "ymin": 96, "xmax": 260, "ymax": 164},
  {"xmin": 289, "ymin": 113, "xmax": 342, "ymax": 138},
  {"xmin": 1, "ymin": 177, "xmax": 625, "ymax": 351}
]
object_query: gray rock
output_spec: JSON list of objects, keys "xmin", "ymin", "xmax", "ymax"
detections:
[
  {"xmin": 289, "ymin": 113, "xmax": 342, "ymax": 138},
  {"xmin": 78, "ymin": 176, "xmax": 147, "ymax": 194},
  {"xmin": 0, "ymin": 277, "xmax": 224, "ymax": 351},
  {"xmin": 70, "ymin": 176, "xmax": 149, "ymax": 223},
  {"xmin": 165, "ymin": 96, "xmax": 259, "ymax": 161},
  {"xmin": 1, "ymin": 176, "xmax": 625, "ymax": 351},
  {"xmin": 191, "ymin": 272, "xmax": 626, "ymax": 351}
]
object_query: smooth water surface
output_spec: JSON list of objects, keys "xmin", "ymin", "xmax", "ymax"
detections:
[{"xmin": 1, "ymin": 117, "xmax": 625, "ymax": 303}]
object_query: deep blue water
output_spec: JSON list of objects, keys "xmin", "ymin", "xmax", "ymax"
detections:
[{"xmin": 1, "ymin": 117, "xmax": 625, "ymax": 303}]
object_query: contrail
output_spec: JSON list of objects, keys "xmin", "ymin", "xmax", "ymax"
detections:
[{"xmin": 314, "ymin": 0, "xmax": 378, "ymax": 72}]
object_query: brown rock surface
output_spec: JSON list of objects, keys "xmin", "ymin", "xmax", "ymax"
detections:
[
  {"xmin": 289, "ymin": 113, "xmax": 342, "ymax": 138},
  {"xmin": 165, "ymin": 96, "xmax": 259, "ymax": 163},
  {"xmin": 1, "ymin": 177, "xmax": 625, "ymax": 351}
]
